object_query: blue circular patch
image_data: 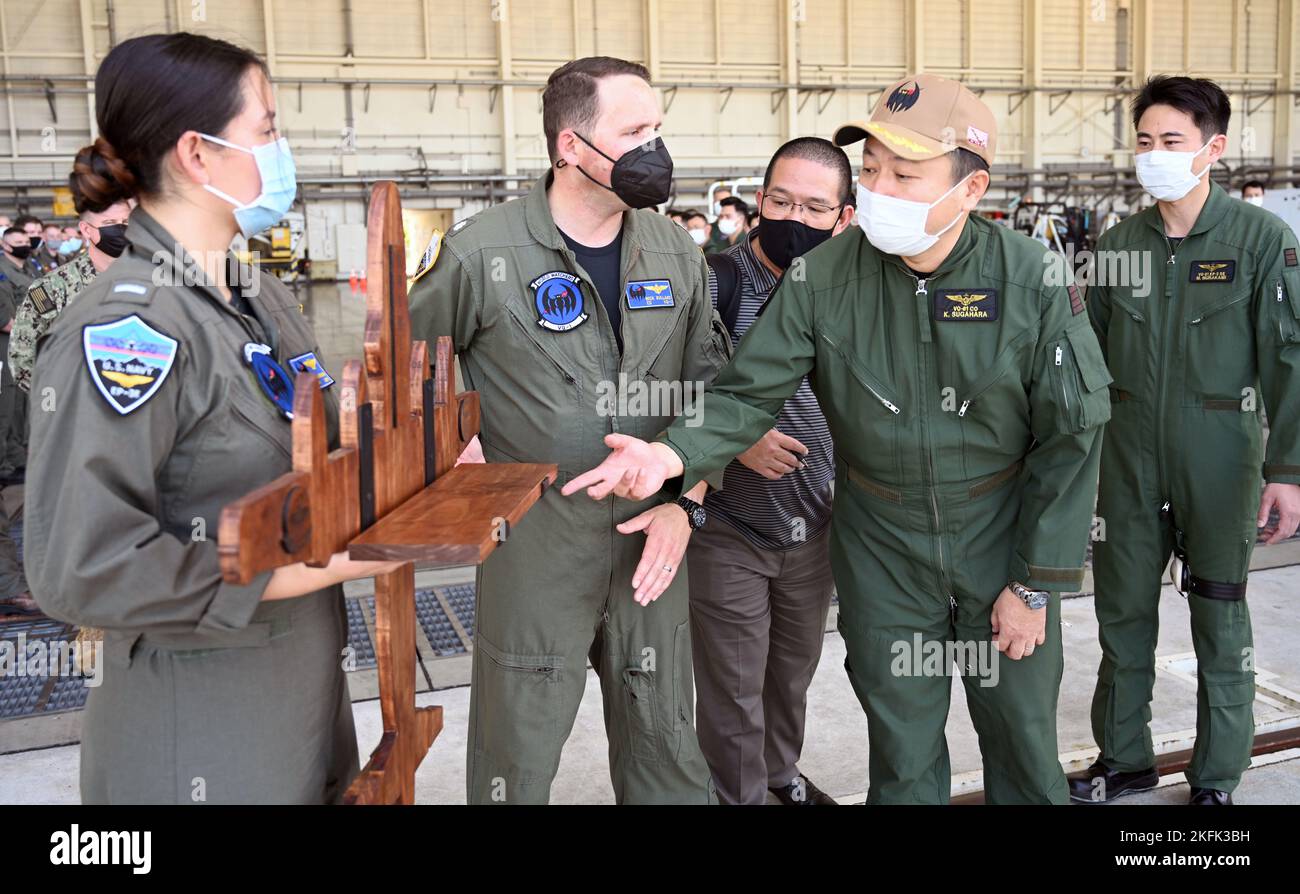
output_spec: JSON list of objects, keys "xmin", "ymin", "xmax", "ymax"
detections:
[
  {"xmin": 243, "ymin": 342, "xmax": 296, "ymax": 420},
  {"xmin": 530, "ymin": 270, "xmax": 587, "ymax": 332}
]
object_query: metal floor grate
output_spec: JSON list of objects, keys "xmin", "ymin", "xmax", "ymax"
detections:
[
  {"xmin": 345, "ymin": 597, "xmax": 377, "ymax": 670},
  {"xmin": 0, "ymin": 620, "xmax": 92, "ymax": 719}
]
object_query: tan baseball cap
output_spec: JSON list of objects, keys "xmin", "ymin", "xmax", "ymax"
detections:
[{"xmin": 833, "ymin": 73, "xmax": 997, "ymax": 165}]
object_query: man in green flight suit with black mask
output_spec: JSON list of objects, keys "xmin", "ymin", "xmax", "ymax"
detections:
[
  {"xmin": 408, "ymin": 56, "xmax": 731, "ymax": 805},
  {"xmin": 565, "ymin": 73, "xmax": 1112, "ymax": 804},
  {"xmin": 1071, "ymin": 76, "xmax": 1300, "ymax": 806}
]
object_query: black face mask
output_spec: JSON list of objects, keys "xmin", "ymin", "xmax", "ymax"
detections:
[
  {"xmin": 757, "ymin": 214, "xmax": 837, "ymax": 270},
  {"xmin": 27, "ymin": 237, "xmax": 41, "ymax": 254},
  {"xmin": 92, "ymin": 223, "xmax": 129, "ymax": 259},
  {"xmin": 7, "ymin": 243, "xmax": 32, "ymax": 260},
  {"xmin": 573, "ymin": 134, "xmax": 674, "ymax": 209}
]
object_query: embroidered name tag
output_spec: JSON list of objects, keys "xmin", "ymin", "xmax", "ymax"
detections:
[
  {"xmin": 934, "ymin": 288, "xmax": 998, "ymax": 322},
  {"xmin": 1190, "ymin": 260, "xmax": 1236, "ymax": 283},
  {"xmin": 626, "ymin": 279, "xmax": 675, "ymax": 309}
]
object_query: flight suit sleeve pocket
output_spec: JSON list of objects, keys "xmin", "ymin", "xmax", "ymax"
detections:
[
  {"xmin": 1275, "ymin": 269, "xmax": 1300, "ymax": 344},
  {"xmin": 1284, "ymin": 267, "xmax": 1300, "ymax": 318},
  {"xmin": 702, "ymin": 314, "xmax": 732, "ymax": 375},
  {"xmin": 1062, "ymin": 325, "xmax": 1112, "ymax": 432}
]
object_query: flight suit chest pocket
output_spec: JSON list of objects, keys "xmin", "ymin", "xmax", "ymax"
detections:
[
  {"xmin": 630, "ymin": 310, "xmax": 700, "ymax": 442},
  {"xmin": 168, "ymin": 381, "xmax": 292, "ymax": 525},
  {"xmin": 1106, "ymin": 291, "xmax": 1150, "ymax": 395},
  {"xmin": 1054, "ymin": 326, "xmax": 1112, "ymax": 433},
  {"xmin": 815, "ymin": 327, "xmax": 901, "ymax": 480},
  {"xmin": 502, "ymin": 303, "xmax": 583, "ymax": 410},
  {"xmin": 1184, "ymin": 285, "xmax": 1254, "ymax": 402}
]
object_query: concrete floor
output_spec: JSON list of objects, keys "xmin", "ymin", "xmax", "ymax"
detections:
[
  {"xmin": 4, "ymin": 564, "xmax": 1299, "ymax": 805},
  {"xmin": 3, "ymin": 281, "xmax": 1299, "ymax": 804}
]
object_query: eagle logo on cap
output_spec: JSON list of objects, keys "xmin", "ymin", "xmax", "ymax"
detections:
[{"xmin": 885, "ymin": 81, "xmax": 921, "ymax": 113}]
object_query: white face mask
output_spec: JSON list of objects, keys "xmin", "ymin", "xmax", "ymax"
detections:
[
  {"xmin": 718, "ymin": 217, "xmax": 741, "ymax": 236},
  {"xmin": 1245, "ymin": 194, "xmax": 1265, "ymax": 207},
  {"xmin": 1135, "ymin": 138, "xmax": 1214, "ymax": 202},
  {"xmin": 689, "ymin": 228, "xmax": 709, "ymax": 246},
  {"xmin": 854, "ymin": 173, "xmax": 972, "ymax": 257}
]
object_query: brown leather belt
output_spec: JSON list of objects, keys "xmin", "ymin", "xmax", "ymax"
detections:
[{"xmin": 845, "ymin": 459, "xmax": 1024, "ymax": 503}]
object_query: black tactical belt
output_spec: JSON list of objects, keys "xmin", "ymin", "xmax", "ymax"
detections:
[{"xmin": 1187, "ymin": 575, "xmax": 1248, "ymax": 601}]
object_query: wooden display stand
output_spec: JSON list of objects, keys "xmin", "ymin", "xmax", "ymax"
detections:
[{"xmin": 218, "ymin": 182, "xmax": 556, "ymax": 804}]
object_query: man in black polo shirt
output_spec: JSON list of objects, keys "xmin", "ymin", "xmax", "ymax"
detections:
[{"xmin": 692, "ymin": 137, "xmax": 855, "ymax": 805}]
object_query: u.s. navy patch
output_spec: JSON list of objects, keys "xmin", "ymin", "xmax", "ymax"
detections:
[
  {"xmin": 288, "ymin": 351, "xmax": 336, "ymax": 389},
  {"xmin": 411, "ymin": 230, "xmax": 443, "ymax": 284},
  {"xmin": 626, "ymin": 279, "xmax": 675, "ymax": 309},
  {"xmin": 933, "ymin": 288, "xmax": 998, "ymax": 322},
  {"xmin": 531, "ymin": 271, "xmax": 587, "ymax": 332},
  {"xmin": 1190, "ymin": 260, "xmax": 1236, "ymax": 283},
  {"xmin": 82, "ymin": 315, "xmax": 178, "ymax": 415}
]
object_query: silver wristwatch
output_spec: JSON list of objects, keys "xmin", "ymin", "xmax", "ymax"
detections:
[{"xmin": 1009, "ymin": 581, "xmax": 1049, "ymax": 610}]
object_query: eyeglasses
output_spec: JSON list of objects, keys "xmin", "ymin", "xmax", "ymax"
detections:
[{"xmin": 761, "ymin": 195, "xmax": 843, "ymax": 224}]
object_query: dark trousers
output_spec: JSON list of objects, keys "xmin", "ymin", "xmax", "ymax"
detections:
[{"xmin": 687, "ymin": 517, "xmax": 834, "ymax": 804}]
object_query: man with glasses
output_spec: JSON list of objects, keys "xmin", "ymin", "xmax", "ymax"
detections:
[{"xmin": 691, "ymin": 137, "xmax": 854, "ymax": 805}]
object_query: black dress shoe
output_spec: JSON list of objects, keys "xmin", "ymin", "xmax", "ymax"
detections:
[
  {"xmin": 769, "ymin": 774, "xmax": 838, "ymax": 806},
  {"xmin": 1067, "ymin": 760, "xmax": 1160, "ymax": 803},
  {"xmin": 1189, "ymin": 787, "xmax": 1232, "ymax": 805}
]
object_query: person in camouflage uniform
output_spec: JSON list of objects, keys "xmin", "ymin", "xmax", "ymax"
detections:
[
  {"xmin": 0, "ymin": 150, "xmax": 132, "ymax": 622},
  {"xmin": 8, "ymin": 149, "xmax": 132, "ymax": 393},
  {"xmin": 11, "ymin": 253, "xmax": 97, "ymax": 393}
]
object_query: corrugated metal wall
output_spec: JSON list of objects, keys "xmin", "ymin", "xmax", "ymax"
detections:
[{"xmin": 0, "ymin": 1, "xmax": 1293, "ymax": 205}]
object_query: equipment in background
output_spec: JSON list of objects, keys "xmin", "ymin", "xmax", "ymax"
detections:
[
  {"xmin": 701, "ymin": 177, "xmax": 763, "ymax": 221},
  {"xmin": 235, "ymin": 211, "xmax": 306, "ymax": 283},
  {"xmin": 1013, "ymin": 201, "xmax": 1093, "ymax": 266},
  {"xmin": 1261, "ymin": 186, "xmax": 1300, "ymax": 244}
]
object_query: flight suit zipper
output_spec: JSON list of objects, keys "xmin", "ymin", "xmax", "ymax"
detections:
[
  {"xmin": 1055, "ymin": 343, "xmax": 1071, "ymax": 419},
  {"xmin": 956, "ymin": 330, "xmax": 1034, "ymax": 417},
  {"xmin": 505, "ymin": 306, "xmax": 578, "ymax": 387},
  {"xmin": 1188, "ymin": 291, "xmax": 1250, "ymax": 326},
  {"xmin": 1278, "ymin": 282, "xmax": 1292, "ymax": 342},
  {"xmin": 1153, "ymin": 234, "xmax": 1179, "ymax": 497},
  {"xmin": 908, "ymin": 273, "xmax": 953, "ymax": 603},
  {"xmin": 816, "ymin": 331, "xmax": 900, "ymax": 414}
]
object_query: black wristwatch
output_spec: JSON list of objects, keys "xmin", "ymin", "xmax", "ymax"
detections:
[{"xmin": 676, "ymin": 496, "xmax": 707, "ymax": 530}]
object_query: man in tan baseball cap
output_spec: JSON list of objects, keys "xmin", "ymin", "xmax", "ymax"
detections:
[
  {"xmin": 832, "ymin": 73, "xmax": 999, "ymax": 270},
  {"xmin": 564, "ymin": 71, "xmax": 1110, "ymax": 803},
  {"xmin": 834, "ymin": 73, "xmax": 997, "ymax": 165}
]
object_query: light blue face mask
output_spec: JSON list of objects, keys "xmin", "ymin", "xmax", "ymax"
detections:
[
  {"xmin": 199, "ymin": 133, "xmax": 297, "ymax": 239},
  {"xmin": 59, "ymin": 238, "xmax": 83, "ymax": 254}
]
